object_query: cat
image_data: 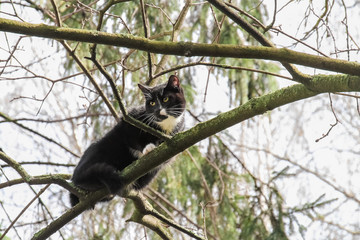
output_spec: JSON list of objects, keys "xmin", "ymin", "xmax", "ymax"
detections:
[{"xmin": 69, "ymin": 75, "xmax": 186, "ymax": 207}]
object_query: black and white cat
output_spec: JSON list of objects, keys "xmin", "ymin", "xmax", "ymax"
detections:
[{"xmin": 70, "ymin": 75, "xmax": 186, "ymax": 206}]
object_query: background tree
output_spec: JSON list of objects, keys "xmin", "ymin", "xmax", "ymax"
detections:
[{"xmin": 1, "ymin": 0, "xmax": 360, "ymax": 239}]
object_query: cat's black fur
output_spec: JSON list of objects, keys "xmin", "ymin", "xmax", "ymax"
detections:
[{"xmin": 70, "ymin": 75, "xmax": 186, "ymax": 207}]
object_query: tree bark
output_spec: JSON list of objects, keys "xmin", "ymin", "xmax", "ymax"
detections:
[{"xmin": 1, "ymin": 18, "xmax": 360, "ymax": 78}]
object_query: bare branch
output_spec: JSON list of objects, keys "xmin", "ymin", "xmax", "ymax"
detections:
[
  {"xmin": 0, "ymin": 112, "xmax": 79, "ymax": 158},
  {"xmin": 315, "ymin": 93, "xmax": 341, "ymax": 142},
  {"xmin": 0, "ymin": 184, "xmax": 51, "ymax": 240}
]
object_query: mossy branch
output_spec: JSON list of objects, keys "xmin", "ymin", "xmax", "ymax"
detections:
[
  {"xmin": 0, "ymin": 151, "xmax": 32, "ymax": 182},
  {"xmin": 30, "ymin": 74, "xmax": 360, "ymax": 239},
  {"xmin": 119, "ymin": 74, "xmax": 360, "ymax": 184},
  {"xmin": 1, "ymin": 18, "xmax": 360, "ymax": 78}
]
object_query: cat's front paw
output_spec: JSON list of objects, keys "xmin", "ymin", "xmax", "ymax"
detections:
[{"xmin": 142, "ymin": 143, "xmax": 156, "ymax": 155}]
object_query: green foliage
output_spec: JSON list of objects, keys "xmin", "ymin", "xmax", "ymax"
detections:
[
  {"xmin": 6, "ymin": 0, "xmax": 331, "ymax": 239},
  {"xmin": 150, "ymin": 144, "xmax": 275, "ymax": 239}
]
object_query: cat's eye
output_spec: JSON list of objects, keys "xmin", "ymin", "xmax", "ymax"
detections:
[
  {"xmin": 149, "ymin": 101, "xmax": 156, "ymax": 106},
  {"xmin": 163, "ymin": 97, "xmax": 169, "ymax": 103}
]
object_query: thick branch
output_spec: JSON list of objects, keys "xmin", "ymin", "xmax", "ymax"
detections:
[
  {"xmin": 1, "ymin": 18, "xmax": 360, "ymax": 78},
  {"xmin": 31, "ymin": 74, "xmax": 360, "ymax": 239},
  {"xmin": 0, "ymin": 151, "xmax": 32, "ymax": 182},
  {"xmin": 127, "ymin": 190, "xmax": 173, "ymax": 240},
  {"xmin": 119, "ymin": 74, "xmax": 360, "ymax": 184}
]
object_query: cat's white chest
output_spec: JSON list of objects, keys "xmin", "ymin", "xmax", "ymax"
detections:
[{"xmin": 156, "ymin": 114, "xmax": 182, "ymax": 134}]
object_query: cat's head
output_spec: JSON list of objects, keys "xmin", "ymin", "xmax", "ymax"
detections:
[{"xmin": 138, "ymin": 75, "xmax": 186, "ymax": 133}]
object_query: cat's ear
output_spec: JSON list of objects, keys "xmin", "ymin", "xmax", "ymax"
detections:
[
  {"xmin": 138, "ymin": 84, "xmax": 151, "ymax": 98},
  {"xmin": 138, "ymin": 83, "xmax": 150, "ymax": 93},
  {"xmin": 166, "ymin": 75, "xmax": 180, "ymax": 90}
]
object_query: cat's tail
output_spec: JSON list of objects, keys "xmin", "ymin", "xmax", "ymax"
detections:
[
  {"xmin": 69, "ymin": 163, "xmax": 125, "ymax": 207},
  {"xmin": 69, "ymin": 192, "xmax": 80, "ymax": 207}
]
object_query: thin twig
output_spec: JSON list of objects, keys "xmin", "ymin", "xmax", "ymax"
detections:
[
  {"xmin": 147, "ymin": 0, "xmax": 191, "ymax": 84},
  {"xmin": 0, "ymin": 184, "xmax": 50, "ymax": 240},
  {"xmin": 148, "ymin": 188, "xmax": 216, "ymax": 239},
  {"xmin": 0, "ymin": 35, "xmax": 25, "ymax": 76},
  {"xmin": 0, "ymin": 202, "xmax": 22, "ymax": 239},
  {"xmin": 60, "ymin": 41, "xmax": 120, "ymax": 121},
  {"xmin": 270, "ymin": 27, "xmax": 329, "ymax": 58},
  {"xmin": 140, "ymin": 0, "xmax": 153, "ymax": 80},
  {"xmin": 241, "ymin": 145, "xmax": 360, "ymax": 205},
  {"xmin": 208, "ymin": 0, "xmax": 310, "ymax": 83},
  {"xmin": 86, "ymin": 54, "xmax": 170, "ymax": 141},
  {"xmin": 152, "ymin": 61, "xmax": 293, "ymax": 81},
  {"xmin": 0, "ymin": 112, "xmax": 79, "ymax": 158},
  {"xmin": 264, "ymin": 0, "xmax": 277, "ymax": 32},
  {"xmin": 49, "ymin": 0, "xmax": 62, "ymax": 26},
  {"xmin": 315, "ymin": 93, "xmax": 340, "ymax": 142}
]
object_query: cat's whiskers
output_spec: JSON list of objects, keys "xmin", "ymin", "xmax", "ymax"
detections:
[
  {"xmin": 166, "ymin": 108, "xmax": 184, "ymax": 117},
  {"xmin": 142, "ymin": 113, "xmax": 158, "ymax": 127}
]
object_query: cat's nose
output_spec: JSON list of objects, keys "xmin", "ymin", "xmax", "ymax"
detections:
[{"xmin": 159, "ymin": 109, "xmax": 167, "ymax": 116}]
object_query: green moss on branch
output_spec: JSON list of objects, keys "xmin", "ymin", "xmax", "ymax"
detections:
[
  {"xmin": 1, "ymin": 18, "xmax": 360, "ymax": 77},
  {"xmin": 120, "ymin": 74, "xmax": 360, "ymax": 184}
]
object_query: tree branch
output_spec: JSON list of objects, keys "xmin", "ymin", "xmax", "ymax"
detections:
[
  {"xmin": 30, "ymin": 73, "xmax": 360, "ymax": 239},
  {"xmin": 0, "ymin": 174, "xmax": 72, "ymax": 192},
  {"xmin": 119, "ymin": 74, "xmax": 360, "ymax": 185},
  {"xmin": 127, "ymin": 190, "xmax": 205, "ymax": 240},
  {"xmin": 1, "ymin": 184, "xmax": 50, "ymax": 239},
  {"xmin": 1, "ymin": 18, "xmax": 360, "ymax": 78},
  {"xmin": 0, "ymin": 151, "xmax": 32, "ymax": 182},
  {"xmin": 31, "ymin": 188, "xmax": 108, "ymax": 240},
  {"xmin": 59, "ymin": 40, "xmax": 121, "ymax": 121}
]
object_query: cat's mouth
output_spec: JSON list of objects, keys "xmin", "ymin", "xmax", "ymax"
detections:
[
  {"xmin": 157, "ymin": 109, "xmax": 169, "ymax": 121},
  {"xmin": 157, "ymin": 114, "xmax": 168, "ymax": 121}
]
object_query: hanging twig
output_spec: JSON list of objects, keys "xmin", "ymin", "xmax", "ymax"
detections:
[
  {"xmin": 0, "ymin": 112, "xmax": 79, "ymax": 158},
  {"xmin": 0, "ymin": 184, "xmax": 50, "ymax": 240},
  {"xmin": 207, "ymin": 0, "xmax": 311, "ymax": 83},
  {"xmin": 140, "ymin": 0, "xmax": 153, "ymax": 81},
  {"xmin": 86, "ymin": 53, "xmax": 170, "ymax": 140},
  {"xmin": 315, "ymin": 93, "xmax": 341, "ymax": 142}
]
